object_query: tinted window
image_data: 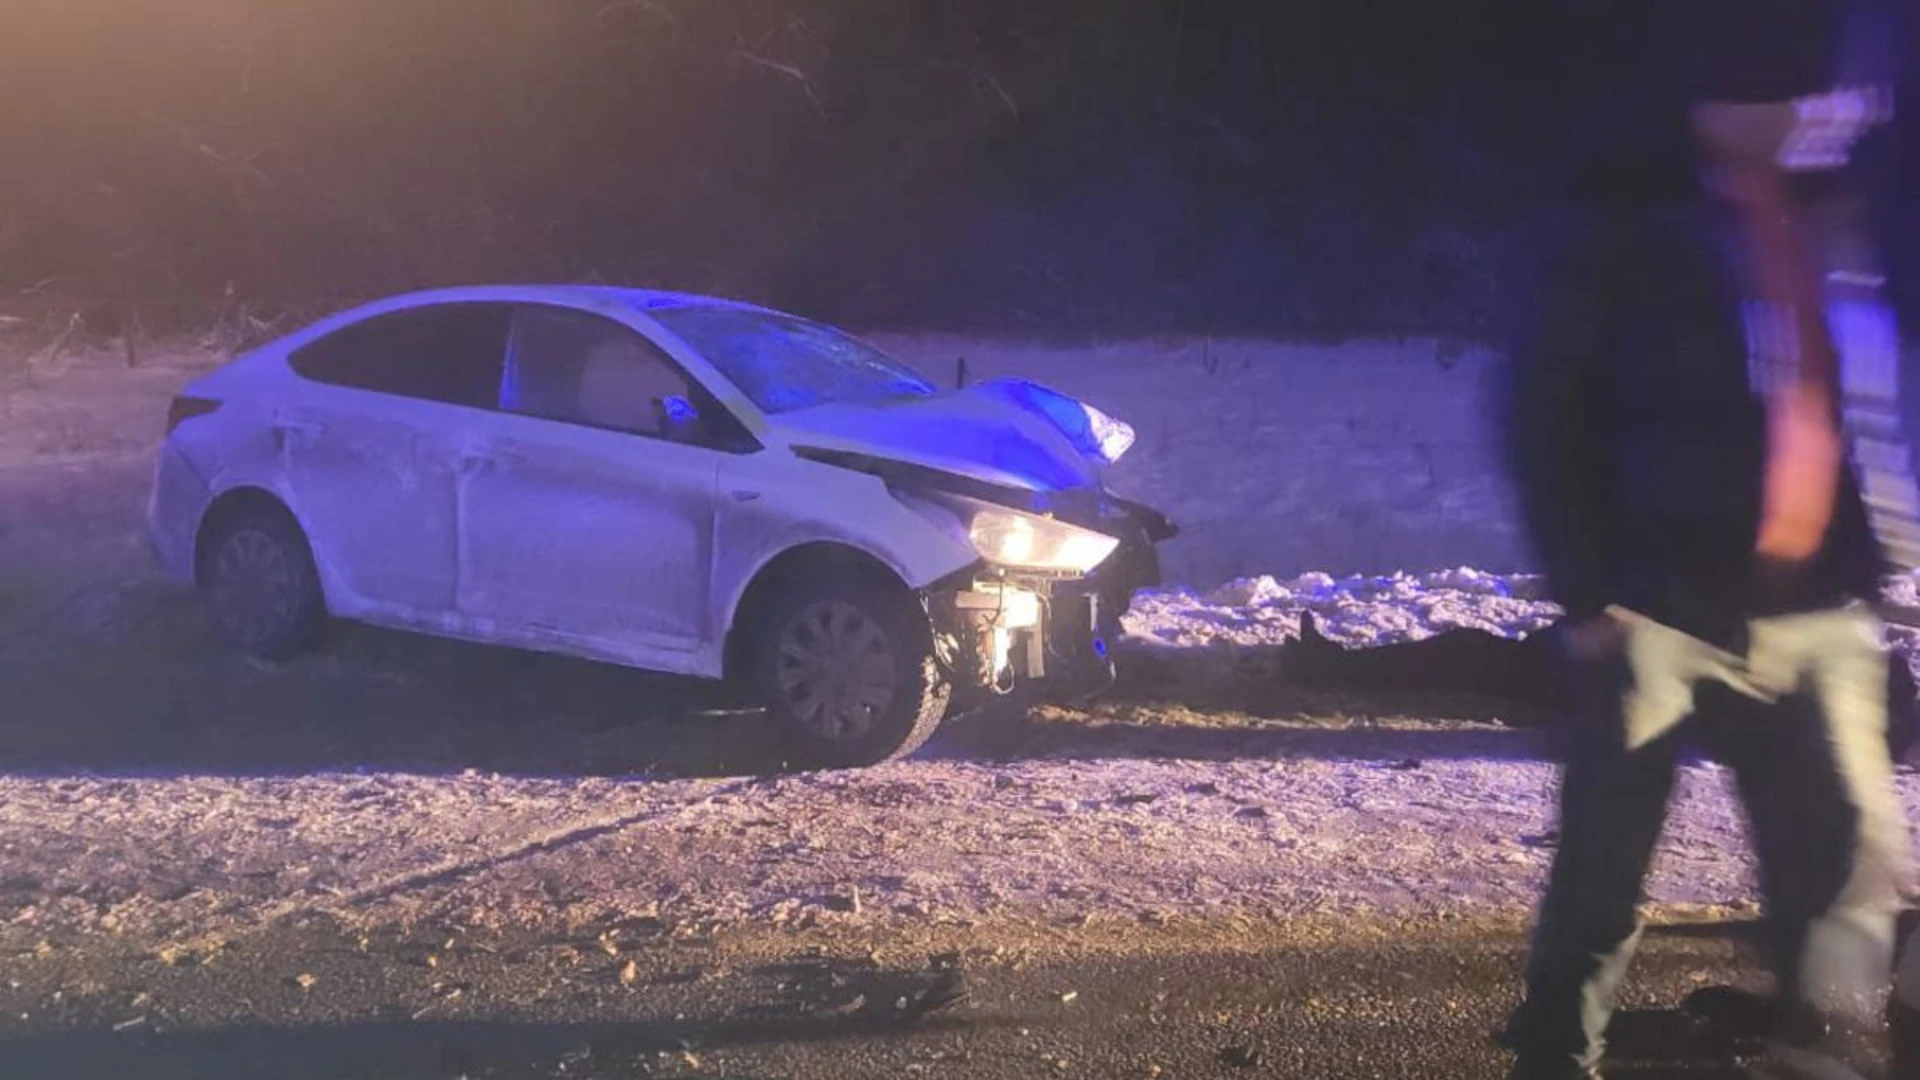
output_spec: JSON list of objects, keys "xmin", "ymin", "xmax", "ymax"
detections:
[
  {"xmin": 288, "ymin": 303, "xmax": 509, "ymax": 408},
  {"xmin": 646, "ymin": 305, "xmax": 934, "ymax": 415},
  {"xmin": 501, "ymin": 306, "xmax": 695, "ymax": 438}
]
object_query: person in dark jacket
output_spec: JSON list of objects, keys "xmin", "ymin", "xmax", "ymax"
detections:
[{"xmin": 1496, "ymin": 5, "xmax": 1915, "ymax": 1077}]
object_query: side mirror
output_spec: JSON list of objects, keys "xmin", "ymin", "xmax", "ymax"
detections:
[{"xmin": 656, "ymin": 394, "xmax": 702, "ymax": 441}]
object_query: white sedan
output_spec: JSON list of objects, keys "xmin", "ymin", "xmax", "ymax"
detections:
[{"xmin": 148, "ymin": 286, "xmax": 1173, "ymax": 766}]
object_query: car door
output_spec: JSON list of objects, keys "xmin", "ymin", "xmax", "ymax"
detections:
[
  {"xmin": 456, "ymin": 303, "xmax": 722, "ymax": 664},
  {"xmin": 279, "ymin": 302, "xmax": 509, "ymax": 619}
]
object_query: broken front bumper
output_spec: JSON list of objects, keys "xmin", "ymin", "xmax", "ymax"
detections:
[{"xmin": 930, "ymin": 499, "xmax": 1171, "ymax": 703}]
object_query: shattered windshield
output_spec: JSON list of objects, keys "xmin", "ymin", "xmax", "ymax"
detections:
[{"xmin": 648, "ymin": 305, "xmax": 936, "ymax": 415}]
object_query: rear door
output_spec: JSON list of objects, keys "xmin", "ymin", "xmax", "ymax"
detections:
[
  {"xmin": 280, "ymin": 303, "xmax": 509, "ymax": 618},
  {"xmin": 456, "ymin": 304, "xmax": 726, "ymax": 664}
]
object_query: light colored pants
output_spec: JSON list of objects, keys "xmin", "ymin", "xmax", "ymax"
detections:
[
  {"xmin": 1514, "ymin": 602, "xmax": 1912, "ymax": 1071},
  {"xmin": 1615, "ymin": 603, "xmax": 1912, "ymax": 1027}
]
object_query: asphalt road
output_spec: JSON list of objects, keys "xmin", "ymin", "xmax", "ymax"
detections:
[{"xmin": 0, "ymin": 916, "xmax": 1775, "ymax": 1080}]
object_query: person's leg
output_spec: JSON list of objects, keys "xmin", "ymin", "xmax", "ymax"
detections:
[
  {"xmin": 1791, "ymin": 609, "xmax": 1909, "ymax": 1028},
  {"xmin": 1507, "ymin": 652, "xmax": 1687, "ymax": 1075},
  {"xmin": 1744, "ymin": 607, "xmax": 1913, "ymax": 1077},
  {"xmin": 1709, "ymin": 685, "xmax": 1852, "ymax": 1015}
]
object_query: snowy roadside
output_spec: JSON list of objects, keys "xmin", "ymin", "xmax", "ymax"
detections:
[
  {"xmin": 7, "ymin": 345, "xmax": 1920, "ymax": 956},
  {"xmin": 7, "ymin": 564, "xmax": 1920, "ymax": 954},
  {"xmin": 0, "ymin": 730, "xmax": 1830, "ymax": 947}
]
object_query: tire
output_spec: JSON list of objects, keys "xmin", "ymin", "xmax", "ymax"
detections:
[
  {"xmin": 752, "ymin": 577, "xmax": 950, "ymax": 768},
  {"xmin": 197, "ymin": 504, "xmax": 325, "ymax": 661}
]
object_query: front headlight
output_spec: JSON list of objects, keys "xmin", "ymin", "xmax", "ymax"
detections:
[{"xmin": 966, "ymin": 505, "xmax": 1120, "ymax": 573}]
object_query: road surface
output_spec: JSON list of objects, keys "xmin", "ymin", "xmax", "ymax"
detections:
[{"xmin": 0, "ymin": 914, "xmax": 1771, "ymax": 1079}]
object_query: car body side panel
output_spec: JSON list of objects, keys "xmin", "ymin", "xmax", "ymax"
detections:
[
  {"xmin": 711, "ymin": 452, "xmax": 980, "ymax": 640},
  {"xmin": 454, "ymin": 410, "xmax": 721, "ymax": 665},
  {"xmin": 146, "ymin": 442, "xmax": 212, "ymax": 584},
  {"xmin": 171, "ymin": 396, "xmax": 366, "ymax": 616},
  {"xmin": 150, "ymin": 386, "xmax": 300, "ymax": 583},
  {"xmin": 272, "ymin": 388, "xmax": 464, "ymax": 617}
]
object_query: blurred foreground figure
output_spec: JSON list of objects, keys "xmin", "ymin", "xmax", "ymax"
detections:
[{"xmin": 1497, "ymin": 3, "xmax": 1917, "ymax": 1077}]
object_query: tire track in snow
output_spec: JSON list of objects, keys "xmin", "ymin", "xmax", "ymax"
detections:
[{"xmin": 181, "ymin": 778, "xmax": 756, "ymax": 949}]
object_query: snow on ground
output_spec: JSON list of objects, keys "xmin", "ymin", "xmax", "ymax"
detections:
[
  {"xmin": 3, "ymin": 342, "xmax": 1920, "ymax": 952},
  {"xmin": 0, "ymin": 738, "xmax": 1856, "ymax": 947},
  {"xmin": 1120, "ymin": 567, "xmax": 1920, "ymax": 691},
  {"xmin": 1122, "ymin": 568, "xmax": 1559, "ymax": 654}
]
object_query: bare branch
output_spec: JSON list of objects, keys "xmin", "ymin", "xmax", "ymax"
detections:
[
  {"xmin": 595, "ymin": 0, "xmax": 678, "ymax": 28},
  {"xmin": 933, "ymin": 61, "xmax": 1020, "ymax": 120},
  {"xmin": 733, "ymin": 52, "xmax": 826, "ymax": 117}
]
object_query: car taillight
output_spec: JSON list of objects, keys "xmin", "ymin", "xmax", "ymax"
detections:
[{"xmin": 166, "ymin": 396, "xmax": 220, "ymax": 435}]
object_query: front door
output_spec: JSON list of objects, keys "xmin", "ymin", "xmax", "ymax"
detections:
[{"xmin": 456, "ymin": 304, "xmax": 720, "ymax": 663}]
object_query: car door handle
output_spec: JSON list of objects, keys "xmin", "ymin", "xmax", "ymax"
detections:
[
  {"xmin": 729, "ymin": 489, "xmax": 762, "ymax": 503},
  {"xmin": 460, "ymin": 447, "xmax": 526, "ymax": 473}
]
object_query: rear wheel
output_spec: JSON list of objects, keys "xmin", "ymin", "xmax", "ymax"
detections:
[
  {"xmin": 753, "ymin": 579, "xmax": 949, "ymax": 768},
  {"xmin": 197, "ymin": 505, "xmax": 325, "ymax": 661}
]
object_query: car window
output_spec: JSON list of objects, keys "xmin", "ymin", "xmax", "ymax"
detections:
[
  {"xmin": 501, "ymin": 306, "xmax": 696, "ymax": 438},
  {"xmin": 646, "ymin": 305, "xmax": 935, "ymax": 415},
  {"xmin": 287, "ymin": 303, "xmax": 509, "ymax": 408}
]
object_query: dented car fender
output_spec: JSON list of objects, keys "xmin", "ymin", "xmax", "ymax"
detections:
[{"xmin": 709, "ymin": 451, "xmax": 980, "ymax": 639}]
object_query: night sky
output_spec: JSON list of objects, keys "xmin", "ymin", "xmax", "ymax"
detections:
[{"xmin": 2, "ymin": 1, "xmax": 1914, "ymax": 337}]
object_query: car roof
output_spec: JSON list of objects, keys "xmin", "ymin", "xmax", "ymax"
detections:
[
  {"xmin": 344, "ymin": 284, "xmax": 770, "ymax": 319},
  {"xmin": 198, "ymin": 286, "xmax": 790, "ymax": 395},
  {"xmin": 272, "ymin": 284, "xmax": 788, "ymax": 347}
]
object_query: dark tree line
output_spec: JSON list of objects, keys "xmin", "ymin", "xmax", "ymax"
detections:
[{"xmin": 2, "ymin": 1, "xmax": 1912, "ymax": 342}]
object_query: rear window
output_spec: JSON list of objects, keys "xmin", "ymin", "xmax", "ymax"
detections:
[{"xmin": 288, "ymin": 303, "xmax": 510, "ymax": 408}]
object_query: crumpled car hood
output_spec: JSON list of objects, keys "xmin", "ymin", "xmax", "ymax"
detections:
[{"xmin": 767, "ymin": 380, "xmax": 1110, "ymax": 492}]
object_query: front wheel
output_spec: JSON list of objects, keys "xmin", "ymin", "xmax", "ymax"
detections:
[{"xmin": 753, "ymin": 579, "xmax": 950, "ymax": 768}]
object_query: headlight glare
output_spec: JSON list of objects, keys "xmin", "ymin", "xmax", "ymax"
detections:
[
  {"xmin": 966, "ymin": 506, "xmax": 1119, "ymax": 573},
  {"xmin": 1083, "ymin": 402, "xmax": 1136, "ymax": 463}
]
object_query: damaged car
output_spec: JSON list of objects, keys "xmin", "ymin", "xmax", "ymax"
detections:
[{"xmin": 148, "ymin": 286, "xmax": 1175, "ymax": 766}]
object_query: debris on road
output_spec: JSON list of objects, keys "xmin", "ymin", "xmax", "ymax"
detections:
[{"xmin": 1220, "ymin": 1040, "xmax": 1264, "ymax": 1068}]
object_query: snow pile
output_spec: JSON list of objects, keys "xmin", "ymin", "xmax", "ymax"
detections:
[{"xmin": 1122, "ymin": 567, "xmax": 1561, "ymax": 653}]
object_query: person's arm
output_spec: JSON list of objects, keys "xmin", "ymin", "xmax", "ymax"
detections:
[
  {"xmin": 1711, "ymin": 154, "xmax": 1845, "ymax": 565},
  {"xmin": 1686, "ymin": 0, "xmax": 1858, "ymax": 567}
]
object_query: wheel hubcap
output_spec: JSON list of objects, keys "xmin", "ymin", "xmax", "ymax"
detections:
[
  {"xmin": 774, "ymin": 601, "xmax": 897, "ymax": 741},
  {"xmin": 210, "ymin": 528, "xmax": 296, "ymax": 646}
]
